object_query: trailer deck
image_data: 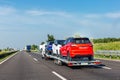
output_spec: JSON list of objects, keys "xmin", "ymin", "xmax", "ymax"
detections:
[{"xmin": 45, "ymin": 54, "xmax": 101, "ymax": 66}]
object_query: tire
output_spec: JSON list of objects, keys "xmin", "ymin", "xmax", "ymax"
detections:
[{"xmin": 54, "ymin": 59, "xmax": 63, "ymax": 66}]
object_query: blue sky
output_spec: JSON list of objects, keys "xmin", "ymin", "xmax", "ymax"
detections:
[{"xmin": 0, "ymin": 0, "xmax": 120, "ymax": 49}]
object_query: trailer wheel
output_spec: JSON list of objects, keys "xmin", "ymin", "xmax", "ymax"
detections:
[
  {"xmin": 58, "ymin": 60, "xmax": 63, "ymax": 66},
  {"xmin": 54, "ymin": 59, "xmax": 63, "ymax": 66}
]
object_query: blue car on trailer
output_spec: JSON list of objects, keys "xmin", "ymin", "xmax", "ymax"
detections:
[{"xmin": 45, "ymin": 41, "xmax": 54, "ymax": 55}]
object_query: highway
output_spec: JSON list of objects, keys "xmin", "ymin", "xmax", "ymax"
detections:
[{"xmin": 0, "ymin": 51, "xmax": 120, "ymax": 80}]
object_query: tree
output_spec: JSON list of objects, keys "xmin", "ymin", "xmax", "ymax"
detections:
[
  {"xmin": 31, "ymin": 44, "xmax": 38, "ymax": 50},
  {"xmin": 46, "ymin": 34, "xmax": 55, "ymax": 42},
  {"xmin": 73, "ymin": 33, "xmax": 80, "ymax": 38},
  {"xmin": 40, "ymin": 42, "xmax": 45, "ymax": 45},
  {"xmin": 0, "ymin": 49, "xmax": 2, "ymax": 52}
]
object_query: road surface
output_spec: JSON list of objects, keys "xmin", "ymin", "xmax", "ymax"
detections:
[{"xmin": 0, "ymin": 51, "xmax": 120, "ymax": 80}]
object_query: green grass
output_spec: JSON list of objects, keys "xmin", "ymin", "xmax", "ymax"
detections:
[
  {"xmin": 94, "ymin": 54, "xmax": 120, "ymax": 60},
  {"xmin": 94, "ymin": 41, "xmax": 120, "ymax": 51},
  {"xmin": 0, "ymin": 51, "xmax": 17, "ymax": 62},
  {"xmin": 93, "ymin": 41, "xmax": 120, "ymax": 60},
  {"xmin": 31, "ymin": 49, "xmax": 39, "ymax": 52},
  {"xmin": 0, "ymin": 53, "xmax": 14, "ymax": 62},
  {"xmin": 0, "ymin": 51, "xmax": 10, "ymax": 55}
]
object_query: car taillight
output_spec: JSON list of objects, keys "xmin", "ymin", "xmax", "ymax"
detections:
[
  {"xmin": 90, "ymin": 45, "xmax": 93, "ymax": 47},
  {"xmin": 89, "ymin": 44, "xmax": 93, "ymax": 47}
]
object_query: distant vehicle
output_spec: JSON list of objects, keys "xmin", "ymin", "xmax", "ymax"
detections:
[
  {"xmin": 60, "ymin": 37, "xmax": 94, "ymax": 60},
  {"xmin": 45, "ymin": 41, "xmax": 54, "ymax": 55},
  {"xmin": 52, "ymin": 40, "xmax": 65, "ymax": 56},
  {"xmin": 25, "ymin": 45, "xmax": 31, "ymax": 52}
]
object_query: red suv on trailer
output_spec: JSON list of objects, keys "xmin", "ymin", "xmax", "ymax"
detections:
[{"xmin": 60, "ymin": 37, "xmax": 94, "ymax": 60}]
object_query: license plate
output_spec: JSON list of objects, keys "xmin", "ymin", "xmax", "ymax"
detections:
[
  {"xmin": 81, "ymin": 63, "xmax": 88, "ymax": 65},
  {"xmin": 79, "ymin": 47, "xmax": 88, "ymax": 49}
]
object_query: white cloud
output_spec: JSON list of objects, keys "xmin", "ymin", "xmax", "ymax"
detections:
[
  {"xmin": 26, "ymin": 10, "xmax": 72, "ymax": 17},
  {"xmin": 84, "ymin": 14, "xmax": 101, "ymax": 18},
  {"xmin": 105, "ymin": 12, "xmax": 120, "ymax": 19},
  {"xmin": 0, "ymin": 6, "xmax": 120, "ymax": 37},
  {"xmin": 0, "ymin": 6, "xmax": 16, "ymax": 15},
  {"xmin": 84, "ymin": 12, "xmax": 120, "ymax": 19}
]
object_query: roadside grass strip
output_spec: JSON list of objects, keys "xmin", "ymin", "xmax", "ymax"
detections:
[{"xmin": 0, "ymin": 52, "xmax": 18, "ymax": 64}]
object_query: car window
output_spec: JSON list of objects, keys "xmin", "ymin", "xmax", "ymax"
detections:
[
  {"xmin": 57, "ymin": 40, "xmax": 65, "ymax": 45},
  {"xmin": 74, "ymin": 38, "xmax": 90, "ymax": 44}
]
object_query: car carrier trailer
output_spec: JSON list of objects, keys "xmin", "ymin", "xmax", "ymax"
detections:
[{"xmin": 44, "ymin": 54, "xmax": 101, "ymax": 67}]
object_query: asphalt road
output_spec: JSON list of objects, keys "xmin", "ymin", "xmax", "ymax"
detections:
[{"xmin": 0, "ymin": 51, "xmax": 120, "ymax": 80}]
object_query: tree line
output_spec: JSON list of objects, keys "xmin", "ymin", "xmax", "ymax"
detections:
[{"xmin": 93, "ymin": 38, "xmax": 120, "ymax": 43}]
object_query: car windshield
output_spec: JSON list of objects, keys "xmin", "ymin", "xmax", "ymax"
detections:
[
  {"xmin": 73, "ymin": 38, "xmax": 90, "ymax": 44},
  {"xmin": 49, "ymin": 42, "xmax": 54, "ymax": 45},
  {"xmin": 57, "ymin": 40, "xmax": 65, "ymax": 45}
]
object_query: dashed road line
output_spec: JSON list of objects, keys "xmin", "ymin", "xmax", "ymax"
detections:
[
  {"xmin": 33, "ymin": 58, "xmax": 38, "ymax": 62},
  {"xmin": 52, "ymin": 71, "xmax": 67, "ymax": 80},
  {"xmin": 102, "ymin": 66, "xmax": 112, "ymax": 70},
  {"xmin": 0, "ymin": 52, "xmax": 18, "ymax": 65}
]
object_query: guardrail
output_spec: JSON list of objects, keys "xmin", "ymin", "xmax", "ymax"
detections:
[
  {"xmin": 95, "ymin": 50, "xmax": 120, "ymax": 59},
  {"xmin": 95, "ymin": 50, "xmax": 120, "ymax": 55}
]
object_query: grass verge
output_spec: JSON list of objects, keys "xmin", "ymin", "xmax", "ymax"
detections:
[
  {"xmin": 94, "ymin": 54, "xmax": 120, "ymax": 60},
  {"xmin": 0, "ymin": 51, "xmax": 18, "ymax": 63}
]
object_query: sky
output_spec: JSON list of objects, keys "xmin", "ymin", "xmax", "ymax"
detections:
[{"xmin": 0, "ymin": 0, "xmax": 120, "ymax": 49}]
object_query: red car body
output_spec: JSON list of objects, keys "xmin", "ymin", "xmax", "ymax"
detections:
[{"xmin": 60, "ymin": 37, "xmax": 94, "ymax": 58}]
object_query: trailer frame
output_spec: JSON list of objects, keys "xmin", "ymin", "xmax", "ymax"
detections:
[{"xmin": 44, "ymin": 54, "xmax": 101, "ymax": 67}]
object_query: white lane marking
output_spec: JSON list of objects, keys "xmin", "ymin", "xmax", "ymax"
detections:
[
  {"xmin": 0, "ymin": 52, "xmax": 18, "ymax": 65},
  {"xmin": 33, "ymin": 58, "xmax": 38, "ymax": 62},
  {"xmin": 29, "ymin": 55, "xmax": 31, "ymax": 56},
  {"xmin": 52, "ymin": 71, "xmax": 67, "ymax": 80},
  {"xmin": 102, "ymin": 66, "xmax": 112, "ymax": 70}
]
